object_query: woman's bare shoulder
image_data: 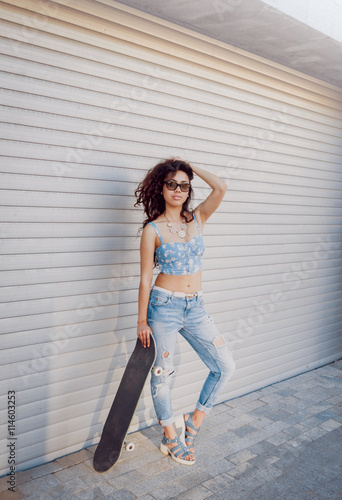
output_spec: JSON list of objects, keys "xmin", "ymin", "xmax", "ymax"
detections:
[
  {"xmin": 142, "ymin": 223, "xmax": 156, "ymax": 235},
  {"xmin": 141, "ymin": 224, "xmax": 157, "ymax": 251}
]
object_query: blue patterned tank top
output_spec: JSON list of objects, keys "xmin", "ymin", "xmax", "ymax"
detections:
[{"xmin": 148, "ymin": 213, "xmax": 205, "ymax": 275}]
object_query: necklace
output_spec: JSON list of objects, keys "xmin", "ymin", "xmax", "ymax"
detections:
[{"xmin": 165, "ymin": 215, "xmax": 188, "ymax": 238}]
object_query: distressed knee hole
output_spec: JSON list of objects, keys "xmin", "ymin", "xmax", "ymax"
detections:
[
  {"xmin": 152, "ymin": 369, "xmax": 174, "ymax": 399},
  {"xmin": 163, "ymin": 351, "xmax": 170, "ymax": 358},
  {"xmin": 213, "ymin": 335, "xmax": 226, "ymax": 347}
]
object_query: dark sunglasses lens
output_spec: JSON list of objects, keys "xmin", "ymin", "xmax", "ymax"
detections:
[
  {"xmin": 165, "ymin": 181, "xmax": 177, "ymax": 190},
  {"xmin": 165, "ymin": 181, "xmax": 190, "ymax": 191}
]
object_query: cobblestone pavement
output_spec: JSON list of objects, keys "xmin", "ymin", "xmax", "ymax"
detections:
[{"xmin": 1, "ymin": 360, "xmax": 342, "ymax": 500}]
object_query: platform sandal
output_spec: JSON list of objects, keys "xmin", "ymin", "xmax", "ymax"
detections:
[
  {"xmin": 183, "ymin": 413, "xmax": 200, "ymax": 451},
  {"xmin": 160, "ymin": 435, "xmax": 195, "ymax": 466}
]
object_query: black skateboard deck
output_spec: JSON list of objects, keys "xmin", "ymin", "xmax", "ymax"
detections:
[{"xmin": 93, "ymin": 336, "xmax": 156, "ymax": 473}]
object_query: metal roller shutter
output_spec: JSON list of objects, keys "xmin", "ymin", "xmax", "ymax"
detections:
[{"xmin": 0, "ymin": 0, "xmax": 341, "ymax": 473}]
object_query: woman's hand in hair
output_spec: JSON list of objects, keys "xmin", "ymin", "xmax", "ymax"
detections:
[{"xmin": 169, "ymin": 156, "xmax": 185, "ymax": 163}]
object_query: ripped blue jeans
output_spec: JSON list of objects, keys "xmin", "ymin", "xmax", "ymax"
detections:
[{"xmin": 147, "ymin": 287, "xmax": 235, "ymax": 426}]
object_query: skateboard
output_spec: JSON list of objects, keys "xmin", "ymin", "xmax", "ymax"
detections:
[{"xmin": 93, "ymin": 335, "xmax": 159, "ymax": 473}]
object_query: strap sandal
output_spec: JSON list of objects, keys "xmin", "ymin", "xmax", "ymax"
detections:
[
  {"xmin": 184, "ymin": 412, "xmax": 200, "ymax": 449},
  {"xmin": 160, "ymin": 435, "xmax": 195, "ymax": 466}
]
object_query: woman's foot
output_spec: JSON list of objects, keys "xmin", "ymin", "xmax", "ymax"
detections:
[
  {"xmin": 184, "ymin": 411, "xmax": 205, "ymax": 453},
  {"xmin": 160, "ymin": 434, "xmax": 195, "ymax": 465},
  {"xmin": 162, "ymin": 425, "xmax": 195, "ymax": 464}
]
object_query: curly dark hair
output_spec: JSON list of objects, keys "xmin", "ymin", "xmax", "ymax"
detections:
[{"xmin": 134, "ymin": 158, "xmax": 194, "ymax": 228}]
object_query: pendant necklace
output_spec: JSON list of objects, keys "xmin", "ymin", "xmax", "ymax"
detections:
[{"xmin": 165, "ymin": 215, "xmax": 188, "ymax": 238}]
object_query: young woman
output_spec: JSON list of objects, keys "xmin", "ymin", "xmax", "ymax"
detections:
[{"xmin": 135, "ymin": 158, "xmax": 235, "ymax": 465}]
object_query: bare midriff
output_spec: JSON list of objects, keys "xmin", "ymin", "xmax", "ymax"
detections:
[{"xmin": 155, "ymin": 271, "xmax": 202, "ymax": 294}]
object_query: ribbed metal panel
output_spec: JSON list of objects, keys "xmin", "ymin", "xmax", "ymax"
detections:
[{"xmin": 0, "ymin": 0, "xmax": 341, "ymax": 474}]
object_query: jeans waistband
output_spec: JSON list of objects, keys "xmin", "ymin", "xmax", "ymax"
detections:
[{"xmin": 153, "ymin": 285, "xmax": 203, "ymax": 298}]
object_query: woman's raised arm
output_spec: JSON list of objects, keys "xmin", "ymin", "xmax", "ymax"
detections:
[{"xmin": 190, "ymin": 163, "xmax": 227, "ymax": 225}]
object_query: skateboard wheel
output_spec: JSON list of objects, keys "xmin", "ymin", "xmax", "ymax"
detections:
[
  {"xmin": 153, "ymin": 366, "xmax": 163, "ymax": 377},
  {"xmin": 125, "ymin": 442, "xmax": 135, "ymax": 452}
]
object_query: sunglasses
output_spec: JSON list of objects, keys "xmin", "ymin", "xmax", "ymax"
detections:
[{"xmin": 164, "ymin": 180, "xmax": 191, "ymax": 192}]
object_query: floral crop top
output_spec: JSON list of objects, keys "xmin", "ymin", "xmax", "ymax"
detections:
[{"xmin": 148, "ymin": 213, "xmax": 205, "ymax": 275}]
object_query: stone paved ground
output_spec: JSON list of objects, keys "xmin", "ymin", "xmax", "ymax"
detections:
[{"xmin": 1, "ymin": 360, "xmax": 341, "ymax": 500}]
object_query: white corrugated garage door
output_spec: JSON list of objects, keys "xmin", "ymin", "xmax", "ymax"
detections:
[{"xmin": 0, "ymin": 0, "xmax": 341, "ymax": 474}]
